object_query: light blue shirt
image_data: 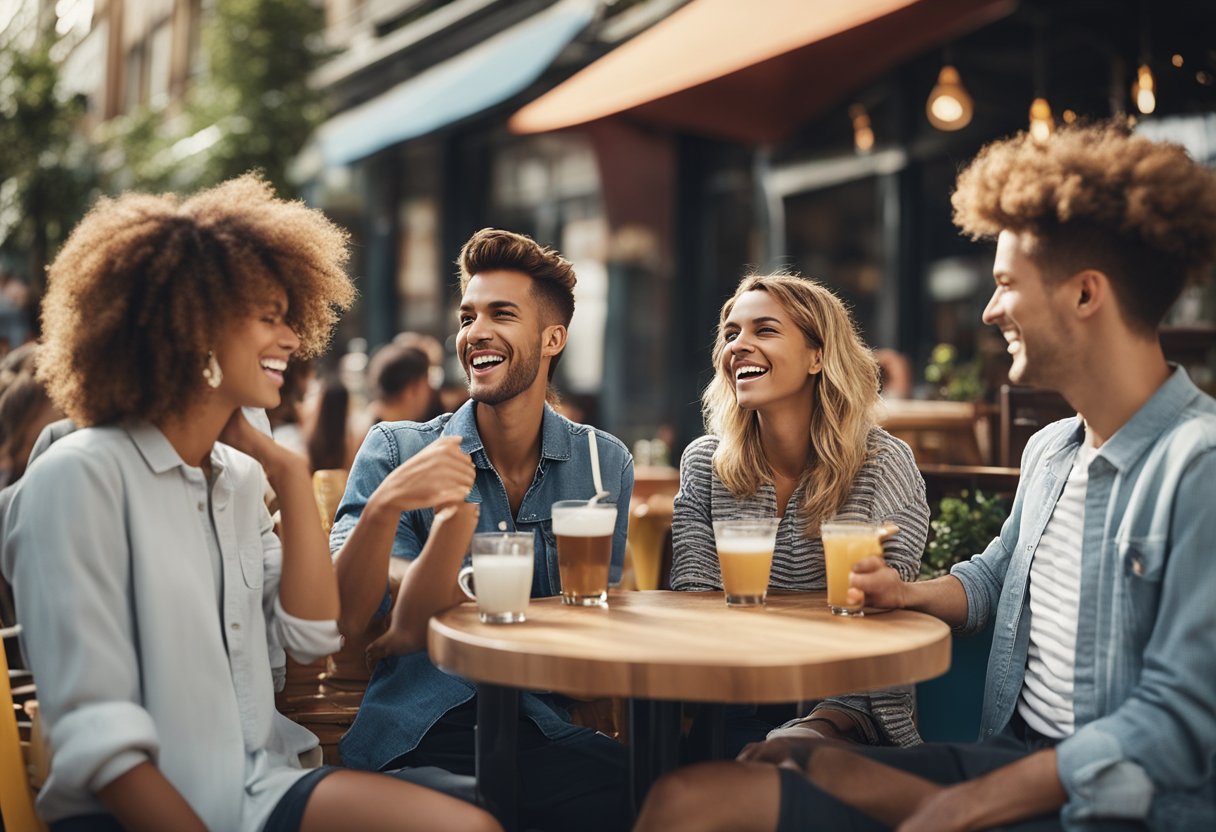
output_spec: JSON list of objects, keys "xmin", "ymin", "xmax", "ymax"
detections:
[
  {"xmin": 330, "ymin": 400, "xmax": 634, "ymax": 771},
  {"xmin": 1, "ymin": 423, "xmax": 340, "ymax": 830},
  {"xmin": 952, "ymin": 367, "xmax": 1216, "ymax": 830}
]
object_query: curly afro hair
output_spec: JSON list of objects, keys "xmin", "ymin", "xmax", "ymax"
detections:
[
  {"xmin": 952, "ymin": 121, "xmax": 1216, "ymax": 332},
  {"xmin": 38, "ymin": 174, "xmax": 355, "ymax": 427}
]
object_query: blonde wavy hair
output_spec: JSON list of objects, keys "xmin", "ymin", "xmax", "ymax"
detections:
[{"xmin": 703, "ymin": 274, "xmax": 880, "ymax": 536}]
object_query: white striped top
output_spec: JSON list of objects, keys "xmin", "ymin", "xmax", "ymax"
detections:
[
  {"xmin": 671, "ymin": 429, "xmax": 930, "ymax": 746},
  {"xmin": 1017, "ymin": 437, "xmax": 1096, "ymax": 739}
]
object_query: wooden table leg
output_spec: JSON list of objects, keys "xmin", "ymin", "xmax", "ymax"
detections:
[
  {"xmin": 628, "ymin": 698, "xmax": 683, "ymax": 818},
  {"xmin": 475, "ymin": 684, "xmax": 519, "ymax": 832}
]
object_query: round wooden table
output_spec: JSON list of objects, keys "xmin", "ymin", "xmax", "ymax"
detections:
[{"xmin": 428, "ymin": 590, "xmax": 951, "ymax": 828}]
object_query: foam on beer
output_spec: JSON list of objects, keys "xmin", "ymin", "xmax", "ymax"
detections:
[
  {"xmin": 715, "ymin": 536, "xmax": 775, "ymax": 555},
  {"xmin": 552, "ymin": 506, "xmax": 617, "ymax": 537}
]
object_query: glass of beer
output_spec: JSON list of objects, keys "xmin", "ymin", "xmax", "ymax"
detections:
[
  {"xmin": 552, "ymin": 500, "xmax": 618, "ymax": 607},
  {"xmin": 821, "ymin": 521, "xmax": 885, "ymax": 616},
  {"xmin": 712, "ymin": 518, "xmax": 781, "ymax": 606}
]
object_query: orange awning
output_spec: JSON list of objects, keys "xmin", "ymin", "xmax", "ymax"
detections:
[{"xmin": 510, "ymin": 0, "xmax": 1013, "ymax": 144}]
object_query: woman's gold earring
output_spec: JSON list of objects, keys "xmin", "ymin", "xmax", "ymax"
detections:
[{"xmin": 203, "ymin": 351, "xmax": 223, "ymax": 389}]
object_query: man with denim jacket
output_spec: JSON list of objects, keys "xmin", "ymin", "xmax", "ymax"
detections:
[
  {"xmin": 331, "ymin": 229, "xmax": 633, "ymax": 832},
  {"xmin": 635, "ymin": 123, "xmax": 1216, "ymax": 832}
]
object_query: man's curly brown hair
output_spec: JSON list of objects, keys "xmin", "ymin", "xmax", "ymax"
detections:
[
  {"xmin": 952, "ymin": 121, "xmax": 1216, "ymax": 333},
  {"xmin": 38, "ymin": 174, "xmax": 355, "ymax": 426}
]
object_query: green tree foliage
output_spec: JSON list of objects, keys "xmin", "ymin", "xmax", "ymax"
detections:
[
  {"xmin": 921, "ymin": 489, "xmax": 1008, "ymax": 579},
  {"xmin": 105, "ymin": 0, "xmax": 328, "ymax": 198},
  {"xmin": 0, "ymin": 26, "xmax": 97, "ymax": 295}
]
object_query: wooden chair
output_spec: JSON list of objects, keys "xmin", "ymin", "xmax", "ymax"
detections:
[
  {"xmin": 998, "ymin": 385, "xmax": 1075, "ymax": 468},
  {"xmin": 1, "ymin": 624, "xmax": 46, "ymax": 832}
]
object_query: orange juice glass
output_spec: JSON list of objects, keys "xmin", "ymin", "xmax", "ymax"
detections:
[
  {"xmin": 712, "ymin": 518, "xmax": 780, "ymax": 606},
  {"xmin": 821, "ymin": 521, "xmax": 884, "ymax": 616}
]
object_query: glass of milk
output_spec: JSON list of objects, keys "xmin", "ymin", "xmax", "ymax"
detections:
[{"xmin": 458, "ymin": 532, "xmax": 535, "ymax": 624}]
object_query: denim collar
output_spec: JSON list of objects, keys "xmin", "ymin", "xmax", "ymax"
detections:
[
  {"xmin": 1093, "ymin": 365, "xmax": 1199, "ymax": 473},
  {"xmin": 441, "ymin": 399, "xmax": 572, "ymax": 467}
]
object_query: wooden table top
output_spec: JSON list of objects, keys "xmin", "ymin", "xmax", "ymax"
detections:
[{"xmin": 428, "ymin": 591, "xmax": 951, "ymax": 704}]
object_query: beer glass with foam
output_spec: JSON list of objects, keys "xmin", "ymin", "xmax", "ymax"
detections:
[
  {"xmin": 552, "ymin": 501, "xmax": 618, "ymax": 607},
  {"xmin": 712, "ymin": 518, "xmax": 781, "ymax": 606}
]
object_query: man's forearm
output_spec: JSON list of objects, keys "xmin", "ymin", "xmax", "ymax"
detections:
[
  {"xmin": 937, "ymin": 749, "xmax": 1065, "ymax": 831},
  {"xmin": 333, "ymin": 499, "xmax": 400, "ymax": 636},
  {"xmin": 387, "ymin": 507, "xmax": 476, "ymax": 650},
  {"xmin": 903, "ymin": 574, "xmax": 969, "ymax": 628}
]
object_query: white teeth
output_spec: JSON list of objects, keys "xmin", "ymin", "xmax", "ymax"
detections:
[
  {"xmin": 261, "ymin": 358, "xmax": 287, "ymax": 371},
  {"xmin": 735, "ymin": 365, "xmax": 768, "ymax": 379},
  {"xmin": 472, "ymin": 354, "xmax": 504, "ymax": 367}
]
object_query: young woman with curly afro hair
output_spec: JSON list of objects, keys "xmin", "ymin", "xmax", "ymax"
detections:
[{"xmin": 1, "ymin": 175, "xmax": 499, "ymax": 832}]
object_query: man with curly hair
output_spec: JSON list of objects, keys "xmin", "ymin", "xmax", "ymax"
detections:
[
  {"xmin": 330, "ymin": 228, "xmax": 633, "ymax": 831},
  {"xmin": 636, "ymin": 122, "xmax": 1216, "ymax": 832}
]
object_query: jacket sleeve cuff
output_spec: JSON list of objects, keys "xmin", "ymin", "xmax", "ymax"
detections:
[
  {"xmin": 948, "ymin": 562, "xmax": 988, "ymax": 635},
  {"xmin": 50, "ymin": 702, "xmax": 159, "ymax": 794},
  {"xmin": 1056, "ymin": 725, "xmax": 1154, "ymax": 825}
]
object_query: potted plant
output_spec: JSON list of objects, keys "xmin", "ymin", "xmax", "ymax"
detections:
[{"xmin": 915, "ymin": 489, "xmax": 1007, "ymax": 742}]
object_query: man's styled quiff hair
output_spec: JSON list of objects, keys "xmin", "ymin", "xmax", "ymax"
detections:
[
  {"xmin": 457, "ymin": 228, "xmax": 576, "ymax": 380},
  {"xmin": 39, "ymin": 174, "xmax": 355, "ymax": 427},
  {"xmin": 952, "ymin": 121, "xmax": 1216, "ymax": 333}
]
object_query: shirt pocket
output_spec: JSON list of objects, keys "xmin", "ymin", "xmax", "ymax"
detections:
[
  {"xmin": 1116, "ymin": 534, "xmax": 1165, "ymax": 639},
  {"xmin": 238, "ymin": 544, "xmax": 265, "ymax": 590}
]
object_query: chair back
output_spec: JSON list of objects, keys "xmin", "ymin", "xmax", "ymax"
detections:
[
  {"xmin": 312, "ymin": 469, "xmax": 348, "ymax": 533},
  {"xmin": 0, "ymin": 625, "xmax": 46, "ymax": 832},
  {"xmin": 998, "ymin": 385, "xmax": 1075, "ymax": 468}
]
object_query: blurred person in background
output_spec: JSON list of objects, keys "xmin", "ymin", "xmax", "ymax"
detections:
[
  {"xmin": 303, "ymin": 372, "xmax": 359, "ymax": 473},
  {"xmin": 268, "ymin": 360, "xmax": 316, "ymax": 457},
  {"xmin": 0, "ymin": 270, "xmax": 32, "ymax": 354},
  {"xmin": 0, "ymin": 175, "xmax": 499, "ymax": 832},
  {"xmin": 0, "ymin": 347, "xmax": 63, "ymax": 488},
  {"xmin": 360, "ymin": 343, "xmax": 434, "ymax": 430},
  {"xmin": 671, "ymin": 274, "xmax": 929, "ymax": 759}
]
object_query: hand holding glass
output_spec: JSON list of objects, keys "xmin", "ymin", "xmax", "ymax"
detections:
[
  {"xmin": 458, "ymin": 532, "xmax": 534, "ymax": 624},
  {"xmin": 821, "ymin": 521, "xmax": 896, "ymax": 616},
  {"xmin": 713, "ymin": 518, "xmax": 781, "ymax": 606}
]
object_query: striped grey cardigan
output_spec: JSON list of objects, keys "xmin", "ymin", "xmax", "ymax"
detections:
[{"xmin": 671, "ymin": 428, "xmax": 930, "ymax": 747}]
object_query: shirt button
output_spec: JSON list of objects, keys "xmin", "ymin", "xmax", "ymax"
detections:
[
  {"xmin": 197, "ymin": 502, "xmax": 205, "ymax": 512},
  {"xmin": 230, "ymin": 622, "xmax": 241, "ymax": 630},
  {"xmin": 1132, "ymin": 557, "xmax": 1144, "ymax": 576}
]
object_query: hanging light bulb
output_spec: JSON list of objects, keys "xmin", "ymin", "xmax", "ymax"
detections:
[
  {"xmin": 926, "ymin": 65, "xmax": 973, "ymax": 131},
  {"xmin": 1029, "ymin": 97, "xmax": 1054, "ymax": 144},
  {"xmin": 850, "ymin": 104, "xmax": 875, "ymax": 153},
  {"xmin": 1132, "ymin": 63, "xmax": 1156, "ymax": 114}
]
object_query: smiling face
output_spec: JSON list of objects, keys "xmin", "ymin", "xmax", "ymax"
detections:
[
  {"xmin": 456, "ymin": 270, "xmax": 555, "ymax": 406},
  {"xmin": 983, "ymin": 230, "xmax": 1072, "ymax": 388},
  {"xmin": 719, "ymin": 289, "xmax": 823, "ymax": 412},
  {"xmin": 212, "ymin": 286, "xmax": 300, "ymax": 411}
]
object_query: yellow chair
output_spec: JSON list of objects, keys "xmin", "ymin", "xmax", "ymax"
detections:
[{"xmin": 1, "ymin": 624, "xmax": 46, "ymax": 832}]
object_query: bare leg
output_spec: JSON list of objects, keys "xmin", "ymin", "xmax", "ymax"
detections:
[
  {"xmin": 634, "ymin": 762, "xmax": 781, "ymax": 832},
  {"xmin": 299, "ymin": 770, "xmax": 502, "ymax": 832},
  {"xmin": 806, "ymin": 745, "xmax": 940, "ymax": 828}
]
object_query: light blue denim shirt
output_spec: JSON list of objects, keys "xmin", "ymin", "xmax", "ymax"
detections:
[
  {"xmin": 330, "ymin": 400, "xmax": 634, "ymax": 771},
  {"xmin": 952, "ymin": 367, "xmax": 1216, "ymax": 830}
]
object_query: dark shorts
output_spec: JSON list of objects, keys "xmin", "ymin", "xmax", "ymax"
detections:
[
  {"xmin": 774, "ymin": 729, "xmax": 1144, "ymax": 832},
  {"xmin": 49, "ymin": 767, "xmax": 338, "ymax": 832}
]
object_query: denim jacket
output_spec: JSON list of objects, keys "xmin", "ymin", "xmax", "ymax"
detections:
[
  {"xmin": 330, "ymin": 400, "xmax": 634, "ymax": 771},
  {"xmin": 952, "ymin": 367, "xmax": 1216, "ymax": 830}
]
